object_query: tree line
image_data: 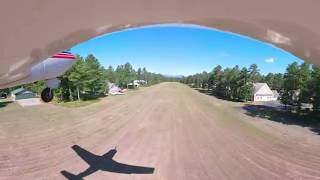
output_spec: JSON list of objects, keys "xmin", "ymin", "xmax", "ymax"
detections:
[
  {"xmin": 2, "ymin": 55, "xmax": 320, "ymax": 110},
  {"xmin": 181, "ymin": 62, "xmax": 320, "ymax": 111},
  {"xmin": 56, "ymin": 54, "xmax": 179, "ymax": 101},
  {"xmin": 281, "ymin": 62, "xmax": 320, "ymax": 111},
  {"xmin": 181, "ymin": 64, "xmax": 264, "ymax": 102},
  {"xmin": 1, "ymin": 54, "xmax": 177, "ymax": 102}
]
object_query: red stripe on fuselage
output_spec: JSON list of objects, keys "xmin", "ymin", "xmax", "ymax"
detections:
[{"xmin": 52, "ymin": 54, "xmax": 76, "ymax": 59}]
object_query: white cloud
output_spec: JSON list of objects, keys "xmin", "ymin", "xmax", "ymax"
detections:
[
  {"xmin": 219, "ymin": 52, "xmax": 230, "ymax": 57},
  {"xmin": 265, "ymin": 57, "xmax": 275, "ymax": 63}
]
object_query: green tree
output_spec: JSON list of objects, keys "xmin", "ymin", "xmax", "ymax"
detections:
[
  {"xmin": 115, "ymin": 62, "xmax": 136, "ymax": 88},
  {"xmin": 297, "ymin": 63, "xmax": 312, "ymax": 107},
  {"xmin": 229, "ymin": 66, "xmax": 241, "ymax": 100},
  {"xmin": 281, "ymin": 62, "xmax": 300, "ymax": 106},
  {"xmin": 105, "ymin": 66, "xmax": 116, "ymax": 83},
  {"xmin": 238, "ymin": 68, "xmax": 252, "ymax": 102},
  {"xmin": 311, "ymin": 65, "xmax": 320, "ymax": 111},
  {"xmin": 209, "ymin": 65, "xmax": 222, "ymax": 95},
  {"xmin": 137, "ymin": 68, "xmax": 142, "ymax": 80},
  {"xmin": 264, "ymin": 73, "xmax": 284, "ymax": 91},
  {"xmin": 249, "ymin": 64, "xmax": 261, "ymax": 83},
  {"xmin": 83, "ymin": 54, "xmax": 107, "ymax": 95},
  {"xmin": 142, "ymin": 67, "xmax": 147, "ymax": 82},
  {"xmin": 56, "ymin": 71, "xmax": 73, "ymax": 101},
  {"xmin": 68, "ymin": 56, "xmax": 87, "ymax": 101}
]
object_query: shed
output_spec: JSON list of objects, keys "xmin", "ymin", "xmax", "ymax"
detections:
[{"xmin": 11, "ymin": 88, "xmax": 36, "ymax": 101}]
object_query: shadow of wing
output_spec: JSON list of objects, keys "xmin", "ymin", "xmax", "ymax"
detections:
[
  {"xmin": 72, "ymin": 145, "xmax": 99, "ymax": 165},
  {"xmin": 60, "ymin": 170, "xmax": 83, "ymax": 180},
  {"xmin": 104, "ymin": 160, "xmax": 155, "ymax": 174}
]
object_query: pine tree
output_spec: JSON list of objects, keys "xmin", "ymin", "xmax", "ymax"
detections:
[
  {"xmin": 311, "ymin": 65, "xmax": 320, "ymax": 111},
  {"xmin": 297, "ymin": 63, "xmax": 312, "ymax": 108},
  {"xmin": 249, "ymin": 64, "xmax": 261, "ymax": 83},
  {"xmin": 68, "ymin": 56, "xmax": 87, "ymax": 101},
  {"xmin": 105, "ymin": 66, "xmax": 116, "ymax": 83},
  {"xmin": 281, "ymin": 62, "xmax": 299, "ymax": 106},
  {"xmin": 209, "ymin": 65, "xmax": 222, "ymax": 95},
  {"xmin": 238, "ymin": 68, "xmax": 252, "ymax": 102}
]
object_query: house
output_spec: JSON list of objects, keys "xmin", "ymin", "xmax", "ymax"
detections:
[
  {"xmin": 253, "ymin": 83, "xmax": 278, "ymax": 102},
  {"xmin": 126, "ymin": 80, "xmax": 147, "ymax": 89},
  {"xmin": 11, "ymin": 87, "xmax": 36, "ymax": 101}
]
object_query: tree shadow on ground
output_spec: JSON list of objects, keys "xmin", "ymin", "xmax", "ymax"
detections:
[
  {"xmin": 0, "ymin": 100, "xmax": 13, "ymax": 108},
  {"xmin": 194, "ymin": 88, "xmax": 212, "ymax": 95},
  {"xmin": 61, "ymin": 145, "xmax": 155, "ymax": 180},
  {"xmin": 242, "ymin": 105, "xmax": 320, "ymax": 135},
  {"xmin": 81, "ymin": 93, "xmax": 106, "ymax": 101},
  {"xmin": 194, "ymin": 88, "xmax": 242, "ymax": 102}
]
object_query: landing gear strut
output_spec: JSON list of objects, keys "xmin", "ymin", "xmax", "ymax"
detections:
[{"xmin": 41, "ymin": 87, "xmax": 54, "ymax": 102}]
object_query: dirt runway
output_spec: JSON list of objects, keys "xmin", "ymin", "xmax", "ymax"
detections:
[{"xmin": 0, "ymin": 82, "xmax": 320, "ymax": 180}]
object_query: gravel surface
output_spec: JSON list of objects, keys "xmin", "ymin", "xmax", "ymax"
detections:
[{"xmin": 0, "ymin": 82, "xmax": 319, "ymax": 180}]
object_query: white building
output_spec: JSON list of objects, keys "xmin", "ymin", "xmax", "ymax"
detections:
[
  {"xmin": 127, "ymin": 80, "xmax": 148, "ymax": 89},
  {"xmin": 134, "ymin": 80, "xmax": 147, "ymax": 85},
  {"xmin": 253, "ymin": 83, "xmax": 278, "ymax": 102},
  {"xmin": 127, "ymin": 82, "xmax": 140, "ymax": 89}
]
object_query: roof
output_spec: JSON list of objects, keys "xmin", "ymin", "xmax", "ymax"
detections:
[
  {"xmin": 11, "ymin": 88, "xmax": 36, "ymax": 96},
  {"xmin": 11, "ymin": 87, "xmax": 25, "ymax": 95},
  {"xmin": 134, "ymin": 80, "xmax": 147, "ymax": 83},
  {"xmin": 253, "ymin": 83, "xmax": 266, "ymax": 94},
  {"xmin": 253, "ymin": 83, "xmax": 273, "ymax": 96},
  {"xmin": 19, "ymin": 90, "xmax": 34, "ymax": 94},
  {"xmin": 128, "ymin": 82, "xmax": 140, "ymax": 85}
]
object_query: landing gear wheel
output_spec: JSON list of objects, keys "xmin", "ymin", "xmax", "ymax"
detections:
[{"xmin": 41, "ymin": 87, "xmax": 54, "ymax": 103}]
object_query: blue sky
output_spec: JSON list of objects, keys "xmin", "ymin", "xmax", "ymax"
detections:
[{"xmin": 71, "ymin": 24, "xmax": 303, "ymax": 76}]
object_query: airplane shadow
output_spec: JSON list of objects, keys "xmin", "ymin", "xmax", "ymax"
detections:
[{"xmin": 61, "ymin": 145, "xmax": 155, "ymax": 180}]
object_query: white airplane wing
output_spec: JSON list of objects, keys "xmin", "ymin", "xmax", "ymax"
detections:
[
  {"xmin": 0, "ymin": 66, "xmax": 32, "ymax": 89},
  {"xmin": 1, "ymin": 0, "xmax": 320, "ymax": 88}
]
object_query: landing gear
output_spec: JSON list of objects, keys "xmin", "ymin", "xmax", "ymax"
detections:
[
  {"xmin": 40, "ymin": 78, "xmax": 60, "ymax": 103},
  {"xmin": 41, "ymin": 87, "xmax": 54, "ymax": 102}
]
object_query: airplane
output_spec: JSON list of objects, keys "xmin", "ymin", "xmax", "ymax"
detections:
[
  {"xmin": 108, "ymin": 83, "xmax": 125, "ymax": 95},
  {"xmin": 1, "ymin": 1, "xmax": 320, "ymax": 105},
  {"xmin": 61, "ymin": 145, "xmax": 154, "ymax": 179},
  {"xmin": 0, "ymin": 51, "xmax": 76, "ymax": 102}
]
